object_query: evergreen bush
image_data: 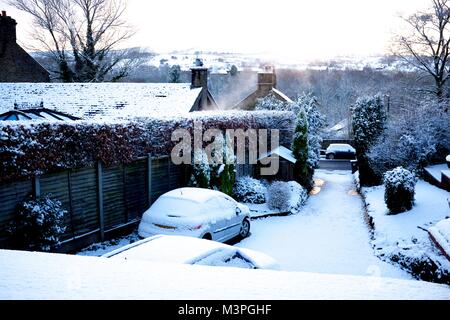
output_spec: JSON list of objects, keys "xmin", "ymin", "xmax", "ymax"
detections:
[
  {"xmin": 233, "ymin": 176, "xmax": 267, "ymax": 204},
  {"xmin": 384, "ymin": 167, "xmax": 417, "ymax": 214},
  {"xmin": 8, "ymin": 195, "xmax": 67, "ymax": 252},
  {"xmin": 351, "ymin": 94, "xmax": 387, "ymax": 186}
]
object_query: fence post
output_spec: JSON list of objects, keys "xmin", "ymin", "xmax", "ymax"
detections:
[
  {"xmin": 33, "ymin": 176, "xmax": 41, "ymax": 199},
  {"xmin": 148, "ymin": 155, "xmax": 152, "ymax": 206},
  {"xmin": 168, "ymin": 158, "xmax": 172, "ymax": 188},
  {"xmin": 97, "ymin": 161, "xmax": 105, "ymax": 241}
]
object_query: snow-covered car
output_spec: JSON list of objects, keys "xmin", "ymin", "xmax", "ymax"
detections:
[
  {"xmin": 138, "ymin": 188, "xmax": 251, "ymax": 243},
  {"xmin": 103, "ymin": 235, "xmax": 279, "ymax": 270},
  {"xmin": 326, "ymin": 144, "xmax": 356, "ymax": 160}
]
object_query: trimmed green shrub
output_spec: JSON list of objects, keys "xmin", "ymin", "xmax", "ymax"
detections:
[
  {"xmin": 233, "ymin": 176, "xmax": 267, "ymax": 204},
  {"xmin": 267, "ymin": 181, "xmax": 308, "ymax": 214}
]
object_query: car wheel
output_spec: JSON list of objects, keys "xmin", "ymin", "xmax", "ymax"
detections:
[
  {"xmin": 239, "ymin": 219, "xmax": 251, "ymax": 239},
  {"xmin": 328, "ymin": 153, "xmax": 335, "ymax": 160},
  {"xmin": 202, "ymin": 234, "xmax": 212, "ymax": 241}
]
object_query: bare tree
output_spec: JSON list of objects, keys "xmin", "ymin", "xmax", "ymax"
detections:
[
  {"xmin": 8, "ymin": 0, "xmax": 135, "ymax": 82},
  {"xmin": 393, "ymin": 0, "xmax": 450, "ymax": 99}
]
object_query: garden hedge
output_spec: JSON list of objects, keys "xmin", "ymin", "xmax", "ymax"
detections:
[{"xmin": 0, "ymin": 111, "xmax": 294, "ymax": 184}]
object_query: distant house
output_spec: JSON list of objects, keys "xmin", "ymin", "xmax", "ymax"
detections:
[
  {"xmin": 324, "ymin": 118, "xmax": 352, "ymax": 139},
  {"xmin": 233, "ymin": 66, "xmax": 292, "ymax": 110},
  {"xmin": 0, "ymin": 67, "xmax": 219, "ymax": 121},
  {"xmin": 0, "ymin": 11, "xmax": 50, "ymax": 83}
]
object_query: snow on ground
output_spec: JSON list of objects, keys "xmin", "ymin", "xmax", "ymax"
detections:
[
  {"xmin": 363, "ymin": 180, "xmax": 449, "ymax": 247},
  {"xmin": 247, "ymin": 203, "xmax": 284, "ymax": 218},
  {"xmin": 362, "ymin": 180, "xmax": 450, "ymax": 275},
  {"xmin": 78, "ymin": 233, "xmax": 140, "ymax": 257},
  {"xmin": 429, "ymin": 219, "xmax": 450, "ymax": 259},
  {"xmin": 0, "ymin": 249, "xmax": 448, "ymax": 300},
  {"xmin": 237, "ymin": 170, "xmax": 411, "ymax": 279}
]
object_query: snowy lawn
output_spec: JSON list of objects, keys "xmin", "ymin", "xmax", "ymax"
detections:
[
  {"xmin": 362, "ymin": 179, "xmax": 450, "ymax": 283},
  {"xmin": 237, "ymin": 170, "xmax": 411, "ymax": 280},
  {"xmin": 78, "ymin": 232, "xmax": 140, "ymax": 257},
  {"xmin": 1, "ymin": 249, "xmax": 449, "ymax": 300}
]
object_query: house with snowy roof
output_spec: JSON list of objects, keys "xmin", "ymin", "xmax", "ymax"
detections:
[
  {"xmin": 0, "ymin": 67, "xmax": 219, "ymax": 121},
  {"xmin": 0, "ymin": 11, "xmax": 50, "ymax": 83},
  {"xmin": 233, "ymin": 66, "xmax": 293, "ymax": 110}
]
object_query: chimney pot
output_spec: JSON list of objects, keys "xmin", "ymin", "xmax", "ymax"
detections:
[
  {"xmin": 257, "ymin": 66, "xmax": 277, "ymax": 96},
  {"xmin": 0, "ymin": 11, "xmax": 17, "ymax": 43},
  {"xmin": 191, "ymin": 67, "xmax": 208, "ymax": 90}
]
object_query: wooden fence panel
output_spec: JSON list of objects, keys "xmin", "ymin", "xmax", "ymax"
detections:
[
  {"xmin": 151, "ymin": 158, "xmax": 172, "ymax": 203},
  {"xmin": 102, "ymin": 165, "xmax": 126, "ymax": 230},
  {"xmin": 124, "ymin": 160, "xmax": 148, "ymax": 221},
  {"xmin": 40, "ymin": 171, "xmax": 73, "ymax": 240},
  {"xmin": 169, "ymin": 162, "xmax": 185, "ymax": 190},
  {"xmin": 69, "ymin": 167, "xmax": 99, "ymax": 236},
  {"xmin": 0, "ymin": 180, "xmax": 33, "ymax": 245}
]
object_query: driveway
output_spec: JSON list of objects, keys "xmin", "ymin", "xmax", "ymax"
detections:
[
  {"xmin": 319, "ymin": 159, "xmax": 352, "ymax": 171},
  {"xmin": 236, "ymin": 170, "xmax": 411, "ymax": 280}
]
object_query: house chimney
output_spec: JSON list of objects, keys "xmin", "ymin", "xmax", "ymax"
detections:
[
  {"xmin": 0, "ymin": 11, "xmax": 17, "ymax": 43},
  {"xmin": 191, "ymin": 67, "xmax": 209, "ymax": 90},
  {"xmin": 257, "ymin": 65, "xmax": 277, "ymax": 96}
]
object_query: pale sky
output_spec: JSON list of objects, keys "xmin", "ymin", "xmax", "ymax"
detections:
[{"xmin": 1, "ymin": 0, "xmax": 429, "ymax": 61}]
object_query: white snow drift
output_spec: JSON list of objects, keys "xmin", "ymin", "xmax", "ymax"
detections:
[{"xmin": 0, "ymin": 249, "xmax": 449, "ymax": 300}]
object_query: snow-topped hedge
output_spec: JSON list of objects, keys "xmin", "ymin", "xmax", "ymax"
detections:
[
  {"xmin": 233, "ymin": 176, "xmax": 267, "ymax": 204},
  {"xmin": 267, "ymin": 181, "xmax": 308, "ymax": 214},
  {"xmin": 0, "ymin": 111, "xmax": 294, "ymax": 184},
  {"xmin": 384, "ymin": 167, "xmax": 417, "ymax": 214}
]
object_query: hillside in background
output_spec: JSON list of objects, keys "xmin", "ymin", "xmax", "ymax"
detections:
[{"xmin": 31, "ymin": 49, "xmax": 427, "ymax": 135}]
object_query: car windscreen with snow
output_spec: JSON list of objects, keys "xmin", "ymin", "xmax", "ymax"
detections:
[
  {"xmin": 149, "ymin": 197, "xmax": 203, "ymax": 218},
  {"xmin": 104, "ymin": 235, "xmax": 279, "ymax": 270},
  {"xmin": 193, "ymin": 249, "xmax": 256, "ymax": 269}
]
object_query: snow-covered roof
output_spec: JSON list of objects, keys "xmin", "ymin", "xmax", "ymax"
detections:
[
  {"xmin": 326, "ymin": 118, "xmax": 349, "ymax": 132},
  {"xmin": 1, "ymin": 249, "xmax": 449, "ymax": 299},
  {"xmin": 0, "ymin": 83, "xmax": 203, "ymax": 121},
  {"xmin": 0, "ymin": 108, "xmax": 79, "ymax": 121},
  {"xmin": 271, "ymin": 88, "xmax": 294, "ymax": 103},
  {"xmin": 259, "ymin": 146, "xmax": 297, "ymax": 163}
]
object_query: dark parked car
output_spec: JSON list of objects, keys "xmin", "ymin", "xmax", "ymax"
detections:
[{"xmin": 326, "ymin": 144, "xmax": 356, "ymax": 160}]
